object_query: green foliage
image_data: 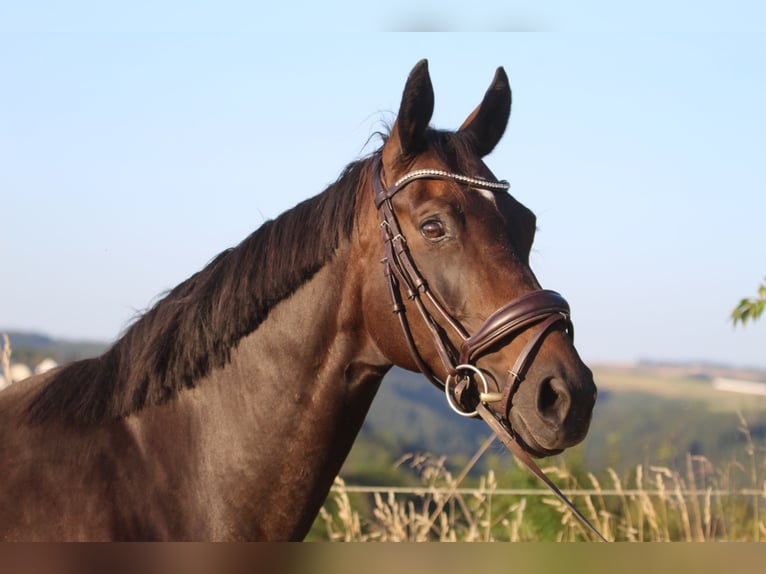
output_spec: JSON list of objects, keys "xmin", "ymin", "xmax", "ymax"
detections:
[{"xmin": 732, "ymin": 278, "xmax": 766, "ymax": 326}]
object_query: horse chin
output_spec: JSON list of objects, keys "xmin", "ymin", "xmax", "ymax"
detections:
[
  {"xmin": 516, "ymin": 437, "xmax": 564, "ymax": 459},
  {"xmin": 508, "ymin": 411, "xmax": 566, "ymax": 458}
]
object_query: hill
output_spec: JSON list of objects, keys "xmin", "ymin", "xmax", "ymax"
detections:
[{"xmin": 1, "ymin": 330, "xmax": 107, "ymax": 366}]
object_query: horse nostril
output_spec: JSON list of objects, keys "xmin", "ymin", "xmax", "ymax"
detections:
[{"xmin": 537, "ymin": 377, "xmax": 571, "ymax": 425}]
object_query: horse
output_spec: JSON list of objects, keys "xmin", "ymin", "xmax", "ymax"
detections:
[{"xmin": 0, "ymin": 60, "xmax": 597, "ymax": 541}]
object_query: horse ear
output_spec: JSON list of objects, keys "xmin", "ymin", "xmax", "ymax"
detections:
[
  {"xmin": 459, "ymin": 67, "xmax": 512, "ymax": 157},
  {"xmin": 383, "ymin": 59, "xmax": 434, "ymax": 164}
]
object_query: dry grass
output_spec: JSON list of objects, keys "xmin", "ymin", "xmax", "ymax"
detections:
[
  {"xmin": 1, "ymin": 333, "xmax": 11, "ymax": 388},
  {"xmin": 320, "ymin": 454, "xmax": 531, "ymax": 542},
  {"xmin": 318, "ymin": 419, "xmax": 766, "ymax": 542}
]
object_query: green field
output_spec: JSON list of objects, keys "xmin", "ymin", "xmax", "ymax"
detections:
[
  {"xmin": 582, "ymin": 366, "xmax": 766, "ymax": 473},
  {"xmin": 594, "ymin": 367, "xmax": 766, "ymax": 412}
]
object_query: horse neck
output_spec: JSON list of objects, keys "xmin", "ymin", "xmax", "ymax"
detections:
[{"xmin": 141, "ymin": 242, "xmax": 391, "ymax": 540}]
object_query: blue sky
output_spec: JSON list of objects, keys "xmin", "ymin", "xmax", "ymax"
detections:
[{"xmin": 1, "ymin": 6, "xmax": 765, "ymax": 369}]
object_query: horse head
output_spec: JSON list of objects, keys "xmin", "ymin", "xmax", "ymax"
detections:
[{"xmin": 361, "ymin": 60, "xmax": 597, "ymax": 457}]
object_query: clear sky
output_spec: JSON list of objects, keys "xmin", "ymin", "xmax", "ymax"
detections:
[{"xmin": 2, "ymin": 4, "xmax": 765, "ymax": 369}]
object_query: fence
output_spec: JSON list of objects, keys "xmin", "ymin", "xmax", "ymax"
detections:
[
  {"xmin": 333, "ymin": 484, "xmax": 766, "ymax": 497},
  {"xmin": 317, "ymin": 450, "xmax": 766, "ymax": 542}
]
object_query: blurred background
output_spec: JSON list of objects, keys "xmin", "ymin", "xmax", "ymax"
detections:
[{"xmin": 2, "ymin": 2, "xmax": 765, "ymax": 541}]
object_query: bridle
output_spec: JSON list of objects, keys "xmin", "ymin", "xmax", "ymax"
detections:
[
  {"xmin": 372, "ymin": 155, "xmax": 606, "ymax": 541},
  {"xmin": 372, "ymin": 154, "xmax": 573, "ymax": 419}
]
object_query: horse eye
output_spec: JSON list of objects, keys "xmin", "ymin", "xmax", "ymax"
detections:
[{"xmin": 420, "ymin": 219, "xmax": 446, "ymax": 241}]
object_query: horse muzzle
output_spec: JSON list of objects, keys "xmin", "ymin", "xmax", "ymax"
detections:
[{"xmin": 445, "ymin": 290, "xmax": 597, "ymax": 457}]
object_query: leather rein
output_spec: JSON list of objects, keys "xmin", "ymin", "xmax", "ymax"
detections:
[{"xmin": 371, "ymin": 155, "xmax": 606, "ymax": 541}]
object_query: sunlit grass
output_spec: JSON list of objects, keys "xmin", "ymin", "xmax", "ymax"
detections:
[{"xmin": 315, "ymin": 418, "xmax": 766, "ymax": 542}]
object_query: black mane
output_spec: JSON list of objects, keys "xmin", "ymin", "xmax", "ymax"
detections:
[{"xmin": 27, "ymin": 158, "xmax": 367, "ymax": 425}]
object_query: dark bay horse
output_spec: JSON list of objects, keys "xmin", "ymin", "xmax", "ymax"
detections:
[{"xmin": 0, "ymin": 60, "xmax": 596, "ymax": 541}]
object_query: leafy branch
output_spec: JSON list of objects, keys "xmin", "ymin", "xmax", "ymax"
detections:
[{"xmin": 731, "ymin": 278, "xmax": 766, "ymax": 326}]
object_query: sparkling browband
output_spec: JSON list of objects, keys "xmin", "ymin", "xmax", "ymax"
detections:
[{"xmin": 393, "ymin": 169, "xmax": 511, "ymax": 191}]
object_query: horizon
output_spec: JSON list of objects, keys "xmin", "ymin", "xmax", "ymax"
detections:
[{"xmin": 3, "ymin": 327, "xmax": 766, "ymax": 378}]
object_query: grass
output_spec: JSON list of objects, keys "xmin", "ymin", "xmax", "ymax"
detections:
[{"xmin": 315, "ymin": 414, "xmax": 766, "ymax": 541}]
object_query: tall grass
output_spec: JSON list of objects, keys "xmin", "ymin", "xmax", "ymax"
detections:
[{"xmin": 317, "ymin": 418, "xmax": 766, "ymax": 541}]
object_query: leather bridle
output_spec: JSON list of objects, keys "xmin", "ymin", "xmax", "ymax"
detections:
[{"xmin": 372, "ymin": 155, "xmax": 607, "ymax": 541}]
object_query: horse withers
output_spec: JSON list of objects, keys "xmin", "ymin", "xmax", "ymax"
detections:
[{"xmin": 0, "ymin": 60, "xmax": 596, "ymax": 540}]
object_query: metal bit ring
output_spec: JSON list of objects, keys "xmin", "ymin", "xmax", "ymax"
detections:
[{"xmin": 444, "ymin": 364, "xmax": 490, "ymax": 417}]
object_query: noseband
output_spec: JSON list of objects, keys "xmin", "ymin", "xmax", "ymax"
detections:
[{"xmin": 372, "ymin": 155, "xmax": 606, "ymax": 541}]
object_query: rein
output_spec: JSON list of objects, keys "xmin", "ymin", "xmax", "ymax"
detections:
[{"xmin": 372, "ymin": 155, "xmax": 607, "ymax": 542}]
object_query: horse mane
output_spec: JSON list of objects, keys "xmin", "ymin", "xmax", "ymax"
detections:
[
  {"xmin": 26, "ymin": 127, "xmax": 481, "ymax": 426},
  {"xmin": 26, "ymin": 157, "xmax": 368, "ymax": 425}
]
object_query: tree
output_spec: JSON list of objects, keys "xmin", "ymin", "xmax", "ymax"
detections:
[{"xmin": 731, "ymin": 278, "xmax": 766, "ymax": 326}]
